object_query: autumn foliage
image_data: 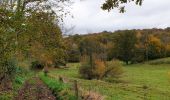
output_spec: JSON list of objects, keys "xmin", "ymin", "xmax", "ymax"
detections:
[
  {"xmin": 79, "ymin": 55, "xmax": 123, "ymax": 80},
  {"xmin": 65, "ymin": 28, "xmax": 170, "ymax": 64}
]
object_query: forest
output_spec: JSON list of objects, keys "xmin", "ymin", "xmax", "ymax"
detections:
[
  {"xmin": 65, "ymin": 28, "xmax": 170, "ymax": 64},
  {"xmin": 1, "ymin": 0, "xmax": 170, "ymax": 100}
]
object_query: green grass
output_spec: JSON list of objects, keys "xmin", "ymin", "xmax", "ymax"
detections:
[
  {"xmin": 39, "ymin": 73, "xmax": 76, "ymax": 100},
  {"xmin": 50, "ymin": 62, "xmax": 170, "ymax": 100}
]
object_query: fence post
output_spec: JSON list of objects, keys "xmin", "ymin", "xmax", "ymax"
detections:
[{"xmin": 74, "ymin": 80, "xmax": 79, "ymax": 100}]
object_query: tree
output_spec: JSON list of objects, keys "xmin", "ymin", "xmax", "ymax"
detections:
[
  {"xmin": 102, "ymin": 0, "xmax": 143, "ymax": 13},
  {"xmin": 79, "ymin": 37, "xmax": 107, "ymax": 62},
  {"xmin": 66, "ymin": 43, "xmax": 80, "ymax": 62},
  {"xmin": 64, "ymin": 34, "xmax": 82, "ymax": 62},
  {"xmin": 0, "ymin": 0, "xmax": 69, "ymax": 90},
  {"xmin": 147, "ymin": 35, "xmax": 163, "ymax": 59},
  {"xmin": 0, "ymin": 7, "xmax": 18, "ymax": 91},
  {"xmin": 113, "ymin": 30, "xmax": 137, "ymax": 64},
  {"xmin": 26, "ymin": 10, "xmax": 66, "ymax": 67}
]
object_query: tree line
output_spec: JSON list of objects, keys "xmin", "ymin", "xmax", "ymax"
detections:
[{"xmin": 65, "ymin": 28, "xmax": 170, "ymax": 64}]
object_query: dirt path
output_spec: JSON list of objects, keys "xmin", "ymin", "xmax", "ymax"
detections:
[{"xmin": 15, "ymin": 77, "xmax": 56, "ymax": 100}]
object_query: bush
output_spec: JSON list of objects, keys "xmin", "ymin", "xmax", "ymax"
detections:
[
  {"xmin": 0, "ymin": 59, "xmax": 17, "ymax": 91},
  {"xmin": 105, "ymin": 60, "xmax": 124, "ymax": 78},
  {"xmin": 30, "ymin": 61, "xmax": 44, "ymax": 70},
  {"xmin": 92, "ymin": 60, "xmax": 106, "ymax": 79},
  {"xmin": 5, "ymin": 60, "xmax": 17, "ymax": 77},
  {"xmin": 15, "ymin": 76, "xmax": 24, "ymax": 84},
  {"xmin": 0, "ymin": 59, "xmax": 17, "ymax": 78},
  {"xmin": 79, "ymin": 61, "xmax": 94, "ymax": 80},
  {"xmin": 16, "ymin": 67, "xmax": 29, "ymax": 76},
  {"xmin": 79, "ymin": 58, "xmax": 123, "ymax": 80},
  {"xmin": 147, "ymin": 58, "xmax": 170, "ymax": 65}
]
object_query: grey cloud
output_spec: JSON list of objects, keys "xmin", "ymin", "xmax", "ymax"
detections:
[{"xmin": 63, "ymin": 0, "xmax": 170, "ymax": 34}]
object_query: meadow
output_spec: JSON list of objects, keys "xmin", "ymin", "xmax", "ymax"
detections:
[{"xmin": 50, "ymin": 60, "xmax": 170, "ymax": 100}]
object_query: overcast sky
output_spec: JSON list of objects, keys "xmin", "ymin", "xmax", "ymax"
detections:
[{"xmin": 63, "ymin": 0, "xmax": 170, "ymax": 34}]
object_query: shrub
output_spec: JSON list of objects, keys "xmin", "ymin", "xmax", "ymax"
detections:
[
  {"xmin": 0, "ymin": 59, "xmax": 17, "ymax": 77},
  {"xmin": 0, "ymin": 59, "xmax": 17, "ymax": 91},
  {"xmin": 30, "ymin": 61, "xmax": 44, "ymax": 70},
  {"xmin": 148, "ymin": 58, "xmax": 170, "ymax": 65},
  {"xmin": 105, "ymin": 60, "xmax": 124, "ymax": 78},
  {"xmin": 79, "ymin": 58, "xmax": 123, "ymax": 80},
  {"xmin": 15, "ymin": 76, "xmax": 24, "ymax": 84},
  {"xmin": 92, "ymin": 60, "xmax": 106, "ymax": 79},
  {"xmin": 54, "ymin": 60, "xmax": 66, "ymax": 68},
  {"xmin": 16, "ymin": 67, "xmax": 29, "ymax": 76},
  {"xmin": 79, "ymin": 62, "xmax": 93, "ymax": 80}
]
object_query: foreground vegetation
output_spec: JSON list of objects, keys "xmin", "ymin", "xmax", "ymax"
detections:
[
  {"xmin": 50, "ymin": 60, "xmax": 170, "ymax": 100},
  {"xmin": 39, "ymin": 73, "xmax": 76, "ymax": 100},
  {"xmin": 0, "ymin": 67, "xmax": 33, "ymax": 100}
]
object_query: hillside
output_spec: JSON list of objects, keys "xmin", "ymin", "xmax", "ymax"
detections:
[{"xmin": 49, "ymin": 62, "xmax": 170, "ymax": 100}]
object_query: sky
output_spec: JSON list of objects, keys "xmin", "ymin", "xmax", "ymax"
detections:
[{"xmin": 63, "ymin": 0, "xmax": 170, "ymax": 34}]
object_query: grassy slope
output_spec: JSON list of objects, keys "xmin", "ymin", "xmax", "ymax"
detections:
[{"xmin": 50, "ymin": 62, "xmax": 170, "ymax": 100}]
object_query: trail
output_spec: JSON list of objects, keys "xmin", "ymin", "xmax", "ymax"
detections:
[{"xmin": 15, "ymin": 77, "xmax": 56, "ymax": 100}]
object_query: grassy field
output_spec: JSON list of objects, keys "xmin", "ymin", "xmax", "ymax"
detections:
[{"xmin": 50, "ymin": 62, "xmax": 170, "ymax": 100}]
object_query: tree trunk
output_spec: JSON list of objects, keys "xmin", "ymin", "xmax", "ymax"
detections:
[{"xmin": 126, "ymin": 61, "xmax": 128, "ymax": 65}]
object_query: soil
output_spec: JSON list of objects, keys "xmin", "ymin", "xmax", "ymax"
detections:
[{"xmin": 15, "ymin": 77, "xmax": 56, "ymax": 100}]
